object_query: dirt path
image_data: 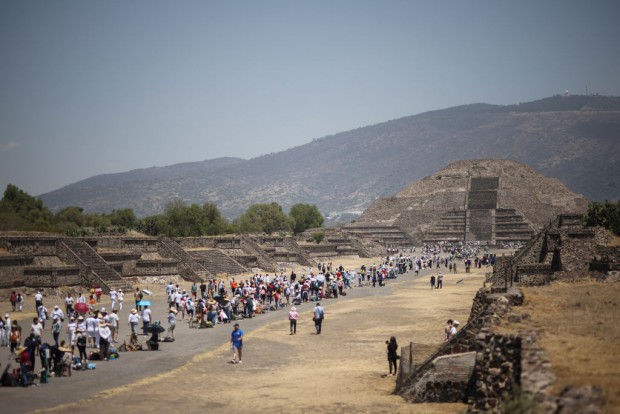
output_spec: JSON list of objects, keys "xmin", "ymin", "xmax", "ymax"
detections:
[{"xmin": 1, "ymin": 258, "xmax": 488, "ymax": 413}]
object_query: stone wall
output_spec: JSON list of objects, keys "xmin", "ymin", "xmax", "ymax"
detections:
[
  {"xmin": 514, "ymin": 264, "xmax": 553, "ymax": 286},
  {"xmin": 22, "ymin": 266, "xmax": 81, "ymax": 287},
  {"xmin": 0, "ymin": 236, "xmax": 59, "ymax": 255},
  {"xmin": 398, "ymin": 287, "xmax": 523, "ymax": 403},
  {"xmin": 88, "ymin": 237, "xmax": 159, "ymax": 252},
  {"xmin": 133, "ymin": 260, "xmax": 178, "ymax": 277},
  {"xmin": 468, "ymin": 333, "xmax": 522, "ymax": 412}
]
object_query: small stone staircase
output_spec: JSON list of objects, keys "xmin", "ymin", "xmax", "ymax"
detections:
[
  {"xmin": 159, "ymin": 237, "xmax": 211, "ymax": 282},
  {"xmin": 283, "ymin": 237, "xmax": 315, "ymax": 267},
  {"xmin": 240, "ymin": 235, "xmax": 279, "ymax": 272},
  {"xmin": 188, "ymin": 249, "xmax": 248, "ymax": 276},
  {"xmin": 60, "ymin": 238, "xmax": 131, "ymax": 292}
]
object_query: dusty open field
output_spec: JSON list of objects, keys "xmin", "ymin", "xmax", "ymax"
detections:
[
  {"xmin": 499, "ymin": 280, "xmax": 620, "ymax": 413},
  {"xmin": 1, "ymin": 256, "xmax": 488, "ymax": 414}
]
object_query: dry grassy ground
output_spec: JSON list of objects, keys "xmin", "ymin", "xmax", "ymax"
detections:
[
  {"xmin": 500, "ymin": 280, "xmax": 620, "ymax": 413},
  {"xmin": 29, "ymin": 257, "xmax": 487, "ymax": 414}
]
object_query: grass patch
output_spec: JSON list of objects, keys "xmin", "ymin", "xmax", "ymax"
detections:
[{"xmin": 502, "ymin": 280, "xmax": 620, "ymax": 411}]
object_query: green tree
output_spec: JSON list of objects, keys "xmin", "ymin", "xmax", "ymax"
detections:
[
  {"xmin": 238, "ymin": 202, "xmax": 291, "ymax": 234},
  {"xmin": 83, "ymin": 213, "xmax": 112, "ymax": 228},
  {"xmin": 162, "ymin": 201, "xmax": 203, "ymax": 237},
  {"xmin": 137, "ymin": 215, "xmax": 165, "ymax": 236},
  {"xmin": 108, "ymin": 208, "xmax": 138, "ymax": 229},
  {"xmin": 55, "ymin": 206, "xmax": 85, "ymax": 227},
  {"xmin": 311, "ymin": 232, "xmax": 325, "ymax": 244},
  {"xmin": 0, "ymin": 184, "xmax": 56, "ymax": 231},
  {"xmin": 583, "ymin": 201, "xmax": 620, "ymax": 235},
  {"xmin": 289, "ymin": 203, "xmax": 324, "ymax": 234},
  {"xmin": 157, "ymin": 200, "xmax": 228, "ymax": 237},
  {"xmin": 201, "ymin": 203, "xmax": 227, "ymax": 235}
]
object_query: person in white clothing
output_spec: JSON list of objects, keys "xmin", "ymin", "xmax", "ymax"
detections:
[
  {"xmin": 98, "ymin": 321, "xmax": 112, "ymax": 360},
  {"xmin": 67, "ymin": 316, "xmax": 77, "ymax": 351},
  {"xmin": 85, "ymin": 314, "xmax": 99, "ymax": 348},
  {"xmin": 117, "ymin": 289, "xmax": 124, "ymax": 310},
  {"xmin": 51, "ymin": 305, "xmax": 65, "ymax": 322},
  {"xmin": 141, "ymin": 306, "xmax": 152, "ymax": 335},
  {"xmin": 127, "ymin": 309, "xmax": 141, "ymax": 337},
  {"xmin": 109, "ymin": 309, "xmax": 120, "ymax": 343},
  {"xmin": 110, "ymin": 289, "xmax": 117, "ymax": 310},
  {"xmin": 37, "ymin": 304, "xmax": 48, "ymax": 329}
]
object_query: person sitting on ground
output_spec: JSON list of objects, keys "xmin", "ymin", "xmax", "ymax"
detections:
[{"xmin": 146, "ymin": 321, "xmax": 161, "ymax": 351}]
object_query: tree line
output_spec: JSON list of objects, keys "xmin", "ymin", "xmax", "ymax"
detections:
[
  {"xmin": 0, "ymin": 184, "xmax": 324, "ymax": 237},
  {"xmin": 582, "ymin": 200, "xmax": 620, "ymax": 236}
]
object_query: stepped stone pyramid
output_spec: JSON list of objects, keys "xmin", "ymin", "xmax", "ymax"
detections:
[{"xmin": 355, "ymin": 159, "xmax": 589, "ymax": 244}]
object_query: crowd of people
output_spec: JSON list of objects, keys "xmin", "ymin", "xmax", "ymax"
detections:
[{"xmin": 1, "ymin": 246, "xmax": 476, "ymax": 386}]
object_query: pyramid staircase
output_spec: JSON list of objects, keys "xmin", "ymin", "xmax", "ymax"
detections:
[
  {"xmin": 188, "ymin": 249, "xmax": 248, "ymax": 276},
  {"xmin": 60, "ymin": 238, "xmax": 132, "ymax": 293},
  {"xmin": 422, "ymin": 178, "xmax": 535, "ymax": 244},
  {"xmin": 159, "ymin": 237, "xmax": 211, "ymax": 282},
  {"xmin": 240, "ymin": 235, "xmax": 280, "ymax": 272}
]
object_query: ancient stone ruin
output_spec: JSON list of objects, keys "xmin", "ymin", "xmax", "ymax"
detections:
[
  {"xmin": 348, "ymin": 159, "xmax": 589, "ymax": 245},
  {"xmin": 395, "ymin": 215, "xmax": 619, "ymax": 413},
  {"xmin": 0, "ymin": 234, "xmax": 340, "ymax": 292}
]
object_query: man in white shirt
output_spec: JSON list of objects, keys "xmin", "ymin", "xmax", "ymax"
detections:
[
  {"xmin": 65, "ymin": 294, "xmax": 74, "ymax": 314},
  {"xmin": 108, "ymin": 309, "xmax": 120, "ymax": 343},
  {"xmin": 51, "ymin": 305, "xmax": 65, "ymax": 322},
  {"xmin": 110, "ymin": 289, "xmax": 117, "ymax": 310},
  {"xmin": 117, "ymin": 289, "xmax": 124, "ymax": 310},
  {"xmin": 34, "ymin": 291, "xmax": 43, "ymax": 312},
  {"xmin": 141, "ymin": 305, "xmax": 152, "ymax": 335}
]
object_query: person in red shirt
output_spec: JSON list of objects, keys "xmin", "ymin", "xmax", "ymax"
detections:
[{"xmin": 16, "ymin": 346, "xmax": 31, "ymax": 386}]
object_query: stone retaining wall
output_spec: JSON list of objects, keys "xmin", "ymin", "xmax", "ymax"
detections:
[
  {"xmin": 22, "ymin": 266, "xmax": 81, "ymax": 287},
  {"xmin": 468, "ymin": 333, "xmax": 522, "ymax": 412},
  {"xmin": 0, "ymin": 236, "xmax": 59, "ymax": 255}
]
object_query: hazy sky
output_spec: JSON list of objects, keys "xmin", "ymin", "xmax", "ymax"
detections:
[{"xmin": 1, "ymin": 1, "xmax": 619, "ymax": 196}]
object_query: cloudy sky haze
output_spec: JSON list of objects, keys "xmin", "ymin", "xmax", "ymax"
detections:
[{"xmin": 1, "ymin": 0, "xmax": 619, "ymax": 195}]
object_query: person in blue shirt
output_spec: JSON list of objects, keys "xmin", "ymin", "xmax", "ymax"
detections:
[
  {"xmin": 230, "ymin": 323, "xmax": 244, "ymax": 364},
  {"xmin": 313, "ymin": 302, "xmax": 325, "ymax": 334}
]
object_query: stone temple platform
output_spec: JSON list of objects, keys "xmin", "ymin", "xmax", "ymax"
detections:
[{"xmin": 349, "ymin": 159, "xmax": 589, "ymax": 245}]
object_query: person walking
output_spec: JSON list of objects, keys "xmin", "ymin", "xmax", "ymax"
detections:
[
  {"xmin": 75, "ymin": 329, "xmax": 88, "ymax": 363},
  {"xmin": 10, "ymin": 291, "xmax": 18, "ymax": 312},
  {"xmin": 230, "ymin": 323, "xmax": 244, "ymax": 364},
  {"xmin": 134, "ymin": 288, "xmax": 143, "ymax": 311},
  {"xmin": 430, "ymin": 274, "xmax": 436, "ymax": 289},
  {"xmin": 437, "ymin": 272, "xmax": 443, "ymax": 289},
  {"xmin": 288, "ymin": 306, "xmax": 299, "ymax": 335},
  {"xmin": 34, "ymin": 291, "xmax": 43, "ymax": 312},
  {"xmin": 386, "ymin": 336, "xmax": 399, "ymax": 376},
  {"xmin": 167, "ymin": 307, "xmax": 177, "ymax": 339},
  {"xmin": 17, "ymin": 293, "xmax": 24, "ymax": 312},
  {"xmin": 64, "ymin": 293, "xmax": 74, "ymax": 315},
  {"xmin": 117, "ymin": 289, "xmax": 124, "ymax": 310},
  {"xmin": 141, "ymin": 305, "xmax": 152, "ymax": 335},
  {"xmin": 109, "ymin": 309, "xmax": 120, "ymax": 343},
  {"xmin": 128, "ymin": 309, "xmax": 140, "ymax": 337},
  {"xmin": 51, "ymin": 317, "xmax": 62, "ymax": 347},
  {"xmin": 109, "ymin": 289, "xmax": 117, "ymax": 310},
  {"xmin": 313, "ymin": 302, "xmax": 325, "ymax": 334},
  {"xmin": 9, "ymin": 323, "xmax": 21, "ymax": 356},
  {"xmin": 98, "ymin": 321, "xmax": 111, "ymax": 360}
]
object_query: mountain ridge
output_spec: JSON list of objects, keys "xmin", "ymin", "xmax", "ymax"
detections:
[{"xmin": 39, "ymin": 95, "xmax": 620, "ymax": 220}]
